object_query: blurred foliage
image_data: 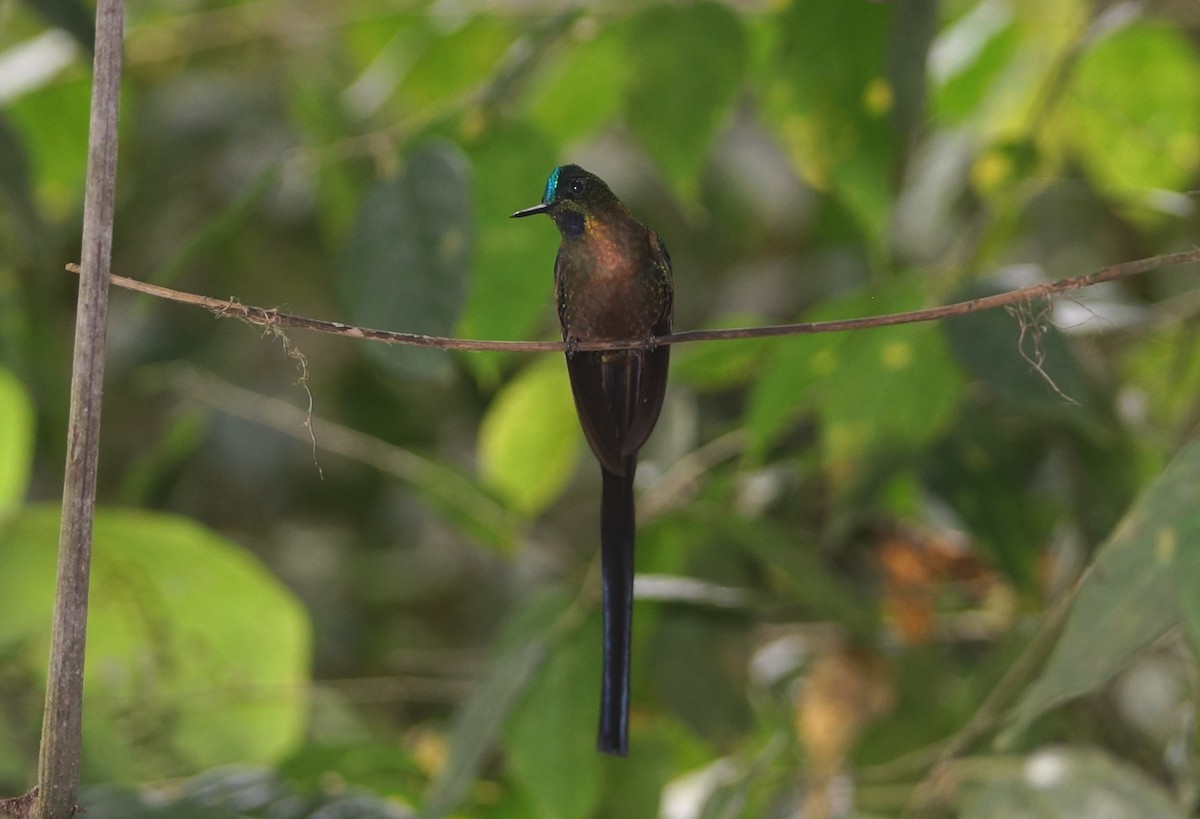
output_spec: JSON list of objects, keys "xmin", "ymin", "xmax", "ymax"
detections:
[{"xmin": 3, "ymin": 0, "xmax": 1200, "ymax": 817}]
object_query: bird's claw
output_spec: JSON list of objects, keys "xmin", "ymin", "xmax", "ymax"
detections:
[
  {"xmin": 642, "ymin": 331, "xmax": 659, "ymax": 353},
  {"xmin": 565, "ymin": 336, "xmax": 581, "ymax": 359}
]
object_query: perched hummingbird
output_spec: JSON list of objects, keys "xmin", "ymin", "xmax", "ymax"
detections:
[{"xmin": 512, "ymin": 165, "xmax": 673, "ymax": 756}]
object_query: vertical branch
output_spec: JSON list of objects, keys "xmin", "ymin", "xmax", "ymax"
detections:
[{"xmin": 33, "ymin": 0, "xmax": 124, "ymax": 816}]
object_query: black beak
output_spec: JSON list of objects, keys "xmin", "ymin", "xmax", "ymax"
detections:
[{"xmin": 510, "ymin": 203, "xmax": 550, "ymax": 218}]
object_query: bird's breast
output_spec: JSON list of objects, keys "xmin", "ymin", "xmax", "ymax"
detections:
[{"xmin": 557, "ymin": 225, "xmax": 667, "ymax": 341}]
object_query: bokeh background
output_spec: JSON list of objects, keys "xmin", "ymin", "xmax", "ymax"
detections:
[{"xmin": 4, "ymin": 0, "xmax": 1200, "ymax": 817}]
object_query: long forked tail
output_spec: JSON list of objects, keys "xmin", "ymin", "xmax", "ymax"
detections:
[{"xmin": 598, "ymin": 462, "xmax": 636, "ymax": 756}]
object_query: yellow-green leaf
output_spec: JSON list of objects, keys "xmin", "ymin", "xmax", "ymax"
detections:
[
  {"xmin": 0, "ymin": 368, "xmax": 34, "ymax": 516},
  {"xmin": 1060, "ymin": 22, "xmax": 1200, "ymax": 198},
  {"xmin": 0, "ymin": 506, "xmax": 311, "ymax": 781},
  {"xmin": 479, "ymin": 357, "xmax": 581, "ymax": 516}
]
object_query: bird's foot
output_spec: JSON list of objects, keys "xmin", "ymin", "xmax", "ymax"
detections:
[
  {"xmin": 642, "ymin": 330, "xmax": 659, "ymax": 352},
  {"xmin": 565, "ymin": 336, "xmax": 580, "ymax": 359}
]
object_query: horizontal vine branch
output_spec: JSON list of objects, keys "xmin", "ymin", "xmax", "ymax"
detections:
[{"xmin": 69, "ymin": 248, "xmax": 1200, "ymax": 352}]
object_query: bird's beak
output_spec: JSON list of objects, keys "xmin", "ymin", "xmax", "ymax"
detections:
[{"xmin": 510, "ymin": 203, "xmax": 550, "ymax": 218}]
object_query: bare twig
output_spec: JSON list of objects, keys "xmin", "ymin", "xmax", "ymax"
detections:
[
  {"xmin": 0, "ymin": 790, "xmax": 37, "ymax": 819},
  {"xmin": 34, "ymin": 1, "xmax": 123, "ymax": 818},
  {"xmin": 70, "ymin": 248, "xmax": 1200, "ymax": 353}
]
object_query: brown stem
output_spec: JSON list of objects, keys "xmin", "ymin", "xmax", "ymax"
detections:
[
  {"xmin": 70, "ymin": 247, "xmax": 1200, "ymax": 352},
  {"xmin": 34, "ymin": 0, "xmax": 124, "ymax": 817}
]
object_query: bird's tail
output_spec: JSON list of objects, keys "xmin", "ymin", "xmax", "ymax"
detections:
[{"xmin": 598, "ymin": 460, "xmax": 636, "ymax": 756}]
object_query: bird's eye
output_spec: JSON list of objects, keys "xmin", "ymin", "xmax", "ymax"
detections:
[{"xmin": 569, "ymin": 178, "xmax": 586, "ymax": 195}]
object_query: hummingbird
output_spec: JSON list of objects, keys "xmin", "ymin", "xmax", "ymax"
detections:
[{"xmin": 512, "ymin": 165, "xmax": 673, "ymax": 756}]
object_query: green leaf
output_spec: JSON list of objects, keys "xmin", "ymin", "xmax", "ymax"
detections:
[
  {"xmin": 338, "ymin": 141, "xmax": 471, "ymax": 380},
  {"xmin": 279, "ymin": 742, "xmax": 425, "ymax": 805},
  {"xmin": 1058, "ymin": 22, "xmax": 1200, "ymax": 199},
  {"xmin": 505, "ymin": 615, "xmax": 603, "ymax": 819},
  {"xmin": 0, "ymin": 368, "xmax": 34, "ymax": 516},
  {"xmin": 624, "ymin": 2, "xmax": 747, "ymax": 198},
  {"xmin": 764, "ymin": 0, "xmax": 895, "ymax": 248},
  {"xmin": 746, "ymin": 287, "xmax": 965, "ymax": 468},
  {"xmin": 4, "ymin": 73, "xmax": 91, "ymax": 219},
  {"xmin": 932, "ymin": 0, "xmax": 1085, "ymax": 143},
  {"xmin": 1005, "ymin": 440, "xmax": 1200, "ymax": 738},
  {"xmin": 397, "ymin": 17, "xmax": 516, "ymax": 111},
  {"xmin": 815, "ymin": 320, "xmax": 964, "ymax": 473},
  {"xmin": 525, "ymin": 22, "xmax": 631, "ymax": 145},
  {"xmin": 478, "ymin": 356, "xmax": 581, "ymax": 517},
  {"xmin": 459, "ymin": 124, "xmax": 559, "ymax": 385},
  {"xmin": 930, "ymin": 5, "xmax": 1020, "ymax": 125},
  {"xmin": 0, "ymin": 506, "xmax": 311, "ymax": 780},
  {"xmin": 339, "ymin": 12, "xmax": 427, "ymax": 75},
  {"xmin": 745, "ymin": 333, "xmax": 836, "ymax": 460},
  {"xmin": 1119, "ymin": 324, "xmax": 1200, "ymax": 437}
]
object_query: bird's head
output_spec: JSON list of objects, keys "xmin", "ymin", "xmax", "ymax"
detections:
[{"xmin": 510, "ymin": 164, "xmax": 621, "ymax": 237}]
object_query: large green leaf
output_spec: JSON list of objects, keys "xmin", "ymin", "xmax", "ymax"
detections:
[
  {"xmin": 3, "ymin": 72, "xmax": 91, "ymax": 219},
  {"xmin": 1058, "ymin": 21, "xmax": 1200, "ymax": 199},
  {"xmin": 396, "ymin": 17, "xmax": 516, "ymax": 111},
  {"xmin": 930, "ymin": 0, "xmax": 1086, "ymax": 138},
  {"xmin": 624, "ymin": 2, "xmax": 747, "ymax": 198},
  {"xmin": 1006, "ymin": 440, "xmax": 1200, "ymax": 737},
  {"xmin": 930, "ymin": 2, "xmax": 1019, "ymax": 126},
  {"xmin": 745, "ymin": 332, "xmax": 836, "ymax": 460},
  {"xmin": 0, "ymin": 368, "xmax": 34, "ymax": 516},
  {"xmin": 524, "ymin": 21, "xmax": 631, "ymax": 145},
  {"xmin": 0, "ymin": 506, "xmax": 311, "ymax": 780},
  {"xmin": 338, "ymin": 141, "xmax": 472, "ymax": 380},
  {"xmin": 764, "ymin": 0, "xmax": 895, "ymax": 248},
  {"xmin": 504, "ymin": 613, "xmax": 603, "ymax": 819},
  {"xmin": 815, "ymin": 320, "xmax": 964, "ymax": 474},
  {"xmin": 747, "ymin": 286, "xmax": 965, "ymax": 469},
  {"xmin": 478, "ymin": 356, "xmax": 581, "ymax": 517},
  {"xmin": 279, "ymin": 741, "xmax": 425, "ymax": 806},
  {"xmin": 1119, "ymin": 324, "xmax": 1200, "ymax": 439}
]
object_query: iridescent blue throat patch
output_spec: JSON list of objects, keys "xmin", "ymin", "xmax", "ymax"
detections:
[{"xmin": 542, "ymin": 166, "xmax": 561, "ymax": 204}]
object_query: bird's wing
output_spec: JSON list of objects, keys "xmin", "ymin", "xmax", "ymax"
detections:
[{"xmin": 621, "ymin": 231, "xmax": 673, "ymax": 457}]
